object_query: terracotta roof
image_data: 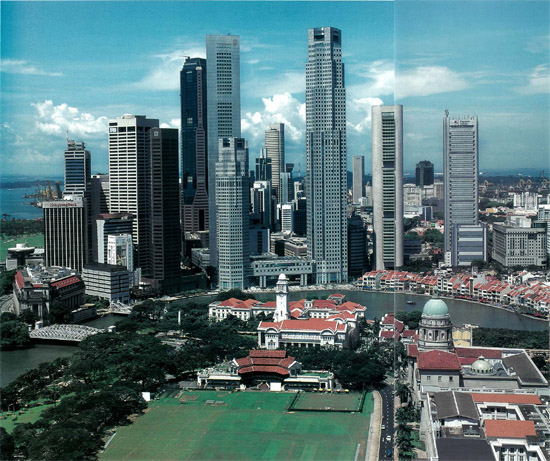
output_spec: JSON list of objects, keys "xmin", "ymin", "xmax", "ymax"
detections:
[
  {"xmin": 238, "ymin": 365, "xmax": 290, "ymax": 376},
  {"xmin": 418, "ymin": 350, "xmax": 461, "ymax": 371},
  {"xmin": 455, "ymin": 347, "xmax": 502, "ymax": 359},
  {"xmin": 401, "ymin": 330, "xmax": 416, "ymax": 338},
  {"xmin": 258, "ymin": 319, "xmax": 345, "ymax": 333},
  {"xmin": 484, "ymin": 420, "xmax": 536, "ymax": 439},
  {"xmin": 261, "ymin": 301, "xmax": 276, "ymax": 308},
  {"xmin": 312, "ymin": 300, "xmax": 336, "ymax": 309},
  {"xmin": 15, "ymin": 270, "xmax": 25, "ymax": 289},
  {"xmin": 248, "ymin": 350, "xmax": 287, "ymax": 358},
  {"xmin": 470, "ymin": 393, "xmax": 542, "ymax": 405},
  {"xmin": 407, "ymin": 344, "xmax": 419, "ymax": 357},
  {"xmin": 459, "ymin": 357, "xmax": 478, "ymax": 366},
  {"xmin": 50, "ymin": 275, "xmax": 81, "ymax": 289},
  {"xmin": 330, "ymin": 293, "xmax": 345, "ymax": 298},
  {"xmin": 218, "ymin": 297, "xmax": 243, "ymax": 307}
]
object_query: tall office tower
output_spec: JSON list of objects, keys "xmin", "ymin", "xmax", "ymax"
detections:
[
  {"xmin": 443, "ymin": 112, "xmax": 479, "ymax": 257},
  {"xmin": 415, "ymin": 160, "xmax": 434, "ymax": 187},
  {"xmin": 43, "ymin": 196, "xmax": 87, "ymax": 272},
  {"xmin": 251, "ymin": 181, "xmax": 273, "ymax": 229},
  {"xmin": 347, "ymin": 213, "xmax": 367, "ymax": 277},
  {"xmin": 279, "ymin": 203, "xmax": 294, "ymax": 234},
  {"xmin": 95, "ymin": 213, "xmax": 134, "ymax": 264},
  {"xmin": 181, "ymin": 57, "xmax": 209, "ymax": 234},
  {"xmin": 107, "ymin": 234, "xmax": 134, "ymax": 272},
  {"xmin": 306, "ymin": 27, "xmax": 348, "ymax": 284},
  {"xmin": 255, "ymin": 148, "xmax": 272, "ymax": 182},
  {"xmin": 149, "ymin": 128, "xmax": 181, "ymax": 293},
  {"xmin": 294, "ymin": 197, "xmax": 307, "ymax": 236},
  {"xmin": 90, "ymin": 174, "xmax": 109, "ymax": 217},
  {"xmin": 280, "ymin": 172, "xmax": 291, "ymax": 204},
  {"xmin": 352, "ymin": 156, "xmax": 365, "ymax": 203},
  {"xmin": 108, "ymin": 114, "xmax": 158, "ymax": 272},
  {"xmin": 372, "ymin": 105, "xmax": 404, "ymax": 270},
  {"xmin": 294, "ymin": 181, "xmax": 303, "ymax": 201},
  {"xmin": 215, "ymin": 138, "xmax": 250, "ymax": 289},
  {"xmin": 265, "ymin": 123, "xmax": 285, "ymax": 202},
  {"xmin": 64, "ymin": 140, "xmax": 91, "ymax": 197},
  {"xmin": 206, "ymin": 35, "xmax": 241, "ymax": 267}
]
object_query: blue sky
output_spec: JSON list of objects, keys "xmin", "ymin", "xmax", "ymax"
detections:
[{"xmin": 1, "ymin": 1, "xmax": 548, "ymax": 178}]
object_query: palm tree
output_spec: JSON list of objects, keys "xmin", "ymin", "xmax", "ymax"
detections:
[{"xmin": 395, "ymin": 381, "xmax": 411, "ymax": 404}]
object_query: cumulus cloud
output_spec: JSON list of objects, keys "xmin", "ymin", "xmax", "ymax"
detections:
[
  {"xmin": 347, "ymin": 97, "xmax": 384, "ymax": 133},
  {"xmin": 517, "ymin": 64, "xmax": 550, "ymax": 94},
  {"xmin": 1, "ymin": 59, "xmax": 63, "ymax": 77},
  {"xmin": 160, "ymin": 118, "xmax": 181, "ymax": 129},
  {"xmin": 347, "ymin": 60, "xmax": 394, "ymax": 98},
  {"xmin": 241, "ymin": 92, "xmax": 305, "ymax": 152},
  {"xmin": 31, "ymin": 100, "xmax": 108, "ymax": 137}
]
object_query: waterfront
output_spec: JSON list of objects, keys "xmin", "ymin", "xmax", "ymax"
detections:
[
  {"xmin": 1, "ymin": 291, "xmax": 547, "ymax": 387},
  {"xmin": 0, "ymin": 186, "xmax": 45, "ymax": 220}
]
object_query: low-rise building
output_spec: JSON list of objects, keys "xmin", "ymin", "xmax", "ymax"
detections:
[
  {"xmin": 12, "ymin": 265, "xmax": 85, "ymax": 319},
  {"xmin": 492, "ymin": 223, "xmax": 547, "ymax": 269},
  {"xmin": 81, "ymin": 262, "xmax": 131, "ymax": 303}
]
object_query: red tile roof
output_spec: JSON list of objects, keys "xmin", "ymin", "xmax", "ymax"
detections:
[
  {"xmin": 418, "ymin": 350, "xmax": 461, "ymax": 371},
  {"xmin": 470, "ymin": 393, "xmax": 542, "ymax": 405},
  {"xmin": 484, "ymin": 420, "xmax": 536, "ymax": 439},
  {"xmin": 330, "ymin": 293, "xmax": 345, "ymax": 298},
  {"xmin": 238, "ymin": 365, "xmax": 290, "ymax": 376},
  {"xmin": 258, "ymin": 319, "xmax": 345, "ymax": 333},
  {"xmin": 15, "ymin": 270, "xmax": 25, "ymax": 289},
  {"xmin": 459, "ymin": 357, "xmax": 478, "ymax": 366},
  {"xmin": 248, "ymin": 350, "xmax": 287, "ymax": 358},
  {"xmin": 407, "ymin": 344, "xmax": 419, "ymax": 357},
  {"xmin": 50, "ymin": 275, "xmax": 81, "ymax": 289},
  {"xmin": 455, "ymin": 347, "xmax": 502, "ymax": 359}
]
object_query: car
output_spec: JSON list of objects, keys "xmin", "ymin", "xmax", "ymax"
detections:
[
  {"xmin": 381, "ymin": 424, "xmax": 386, "ymax": 430},
  {"xmin": 386, "ymin": 435, "xmax": 392, "ymax": 442},
  {"xmin": 386, "ymin": 448, "xmax": 392, "ymax": 457}
]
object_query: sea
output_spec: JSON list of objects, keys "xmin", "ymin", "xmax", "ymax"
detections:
[{"xmin": 0, "ymin": 186, "xmax": 48, "ymax": 220}]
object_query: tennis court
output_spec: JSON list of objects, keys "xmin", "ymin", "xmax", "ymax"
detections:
[{"xmin": 101, "ymin": 390, "xmax": 373, "ymax": 460}]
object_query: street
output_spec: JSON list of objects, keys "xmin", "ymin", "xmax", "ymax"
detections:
[{"xmin": 378, "ymin": 384, "xmax": 395, "ymax": 461}]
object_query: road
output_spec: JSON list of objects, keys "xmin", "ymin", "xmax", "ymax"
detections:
[
  {"xmin": 378, "ymin": 384, "xmax": 395, "ymax": 461},
  {"xmin": 0, "ymin": 294, "xmax": 14, "ymax": 313}
]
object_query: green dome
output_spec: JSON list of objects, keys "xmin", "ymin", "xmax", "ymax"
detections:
[
  {"xmin": 423, "ymin": 298, "xmax": 449, "ymax": 316},
  {"xmin": 471, "ymin": 356, "xmax": 493, "ymax": 374}
]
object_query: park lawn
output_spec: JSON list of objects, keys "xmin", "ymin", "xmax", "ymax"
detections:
[
  {"xmin": 101, "ymin": 390, "xmax": 373, "ymax": 460},
  {"xmin": 0, "ymin": 233, "xmax": 44, "ymax": 258},
  {"xmin": 0, "ymin": 403, "xmax": 52, "ymax": 434}
]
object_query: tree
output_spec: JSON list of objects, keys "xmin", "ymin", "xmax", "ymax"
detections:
[
  {"xmin": 18, "ymin": 309, "xmax": 36, "ymax": 326},
  {"xmin": 0, "ymin": 270, "xmax": 17, "ymax": 296},
  {"xmin": 0, "ymin": 320, "xmax": 30, "ymax": 349},
  {"xmin": 48, "ymin": 299, "xmax": 73, "ymax": 324},
  {"xmin": 216, "ymin": 289, "xmax": 254, "ymax": 302},
  {"xmin": 395, "ymin": 381, "xmax": 411, "ymax": 404},
  {"xmin": 0, "ymin": 427, "xmax": 15, "ymax": 461},
  {"xmin": 0, "ymin": 312, "xmax": 17, "ymax": 323}
]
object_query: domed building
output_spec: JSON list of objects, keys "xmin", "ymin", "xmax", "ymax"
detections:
[
  {"xmin": 468, "ymin": 356, "xmax": 495, "ymax": 376},
  {"xmin": 417, "ymin": 298, "xmax": 454, "ymax": 352}
]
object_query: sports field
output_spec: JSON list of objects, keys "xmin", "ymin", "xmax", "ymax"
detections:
[
  {"xmin": 101, "ymin": 390, "xmax": 373, "ymax": 460},
  {"xmin": 289, "ymin": 391, "xmax": 365, "ymax": 412}
]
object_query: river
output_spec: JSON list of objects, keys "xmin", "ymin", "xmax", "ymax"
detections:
[{"xmin": 1, "ymin": 291, "xmax": 547, "ymax": 387}]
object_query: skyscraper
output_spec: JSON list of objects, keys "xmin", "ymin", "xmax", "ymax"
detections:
[
  {"xmin": 149, "ymin": 127, "xmax": 181, "ymax": 293},
  {"xmin": 181, "ymin": 57, "xmax": 209, "ymax": 234},
  {"xmin": 352, "ymin": 156, "xmax": 365, "ymax": 203},
  {"xmin": 265, "ymin": 123, "xmax": 284, "ymax": 202},
  {"xmin": 108, "ymin": 114, "xmax": 158, "ymax": 272},
  {"xmin": 206, "ymin": 35, "xmax": 241, "ymax": 267},
  {"xmin": 255, "ymin": 148, "xmax": 272, "ymax": 182},
  {"xmin": 306, "ymin": 27, "xmax": 347, "ymax": 284},
  {"xmin": 215, "ymin": 138, "xmax": 250, "ymax": 289},
  {"xmin": 443, "ymin": 112, "xmax": 479, "ymax": 257},
  {"xmin": 63, "ymin": 140, "xmax": 91, "ymax": 197},
  {"xmin": 43, "ymin": 197, "xmax": 87, "ymax": 272},
  {"xmin": 415, "ymin": 160, "xmax": 434, "ymax": 187},
  {"xmin": 372, "ymin": 105, "xmax": 404, "ymax": 270}
]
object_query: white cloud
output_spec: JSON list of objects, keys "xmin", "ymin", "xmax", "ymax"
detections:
[
  {"xmin": 130, "ymin": 45, "xmax": 205, "ymax": 91},
  {"xmin": 31, "ymin": 100, "xmax": 108, "ymax": 137},
  {"xmin": 347, "ymin": 60, "xmax": 395, "ymax": 98},
  {"xmin": 241, "ymin": 92, "xmax": 305, "ymax": 151},
  {"xmin": 395, "ymin": 66, "xmax": 470, "ymax": 99},
  {"xmin": 1, "ymin": 59, "xmax": 63, "ymax": 77},
  {"xmin": 526, "ymin": 34, "xmax": 550, "ymax": 54},
  {"xmin": 517, "ymin": 64, "xmax": 550, "ymax": 94},
  {"xmin": 347, "ymin": 97, "xmax": 384, "ymax": 134},
  {"xmin": 160, "ymin": 118, "xmax": 181, "ymax": 129}
]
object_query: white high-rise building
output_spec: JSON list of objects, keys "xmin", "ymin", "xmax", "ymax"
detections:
[
  {"xmin": 279, "ymin": 203, "xmax": 294, "ymax": 234},
  {"xmin": 206, "ymin": 35, "xmax": 241, "ymax": 268},
  {"xmin": 107, "ymin": 234, "xmax": 134, "ymax": 272},
  {"xmin": 372, "ymin": 105, "xmax": 404, "ymax": 270},
  {"xmin": 352, "ymin": 156, "xmax": 364, "ymax": 203},
  {"xmin": 215, "ymin": 138, "xmax": 250, "ymax": 289},
  {"xmin": 265, "ymin": 123, "xmax": 285, "ymax": 202},
  {"xmin": 306, "ymin": 27, "xmax": 347, "ymax": 284},
  {"xmin": 108, "ymin": 114, "xmax": 158, "ymax": 271},
  {"xmin": 443, "ymin": 112, "xmax": 479, "ymax": 256}
]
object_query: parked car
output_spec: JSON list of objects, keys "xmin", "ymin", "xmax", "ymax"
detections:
[{"xmin": 386, "ymin": 435, "xmax": 392, "ymax": 442}]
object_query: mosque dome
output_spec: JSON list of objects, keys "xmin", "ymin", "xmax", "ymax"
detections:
[
  {"xmin": 471, "ymin": 356, "xmax": 494, "ymax": 374},
  {"xmin": 278, "ymin": 273, "xmax": 288, "ymax": 281},
  {"xmin": 422, "ymin": 298, "xmax": 449, "ymax": 316}
]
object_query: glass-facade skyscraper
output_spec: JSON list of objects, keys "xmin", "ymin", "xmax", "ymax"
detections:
[
  {"xmin": 305, "ymin": 27, "xmax": 347, "ymax": 284},
  {"xmin": 206, "ymin": 35, "xmax": 241, "ymax": 268}
]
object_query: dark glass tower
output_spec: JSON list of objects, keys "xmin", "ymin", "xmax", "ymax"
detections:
[
  {"xmin": 415, "ymin": 160, "xmax": 434, "ymax": 187},
  {"xmin": 180, "ymin": 57, "xmax": 208, "ymax": 233}
]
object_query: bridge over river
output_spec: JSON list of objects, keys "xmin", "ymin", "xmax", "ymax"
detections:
[{"xmin": 29, "ymin": 324, "xmax": 103, "ymax": 343}]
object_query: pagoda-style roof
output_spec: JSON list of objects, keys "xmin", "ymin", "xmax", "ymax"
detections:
[{"xmin": 234, "ymin": 350, "xmax": 297, "ymax": 377}]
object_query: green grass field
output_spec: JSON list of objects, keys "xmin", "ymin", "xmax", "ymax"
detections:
[
  {"xmin": 290, "ymin": 392, "xmax": 364, "ymax": 412},
  {"xmin": 0, "ymin": 233, "xmax": 44, "ymax": 259},
  {"xmin": 0, "ymin": 404, "xmax": 52, "ymax": 434},
  {"xmin": 101, "ymin": 390, "xmax": 373, "ymax": 460}
]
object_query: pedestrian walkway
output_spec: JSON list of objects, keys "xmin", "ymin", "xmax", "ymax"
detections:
[{"xmin": 365, "ymin": 390, "xmax": 382, "ymax": 461}]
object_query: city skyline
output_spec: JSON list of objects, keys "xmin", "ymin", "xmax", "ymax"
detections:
[{"xmin": 2, "ymin": 1, "xmax": 548, "ymax": 178}]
